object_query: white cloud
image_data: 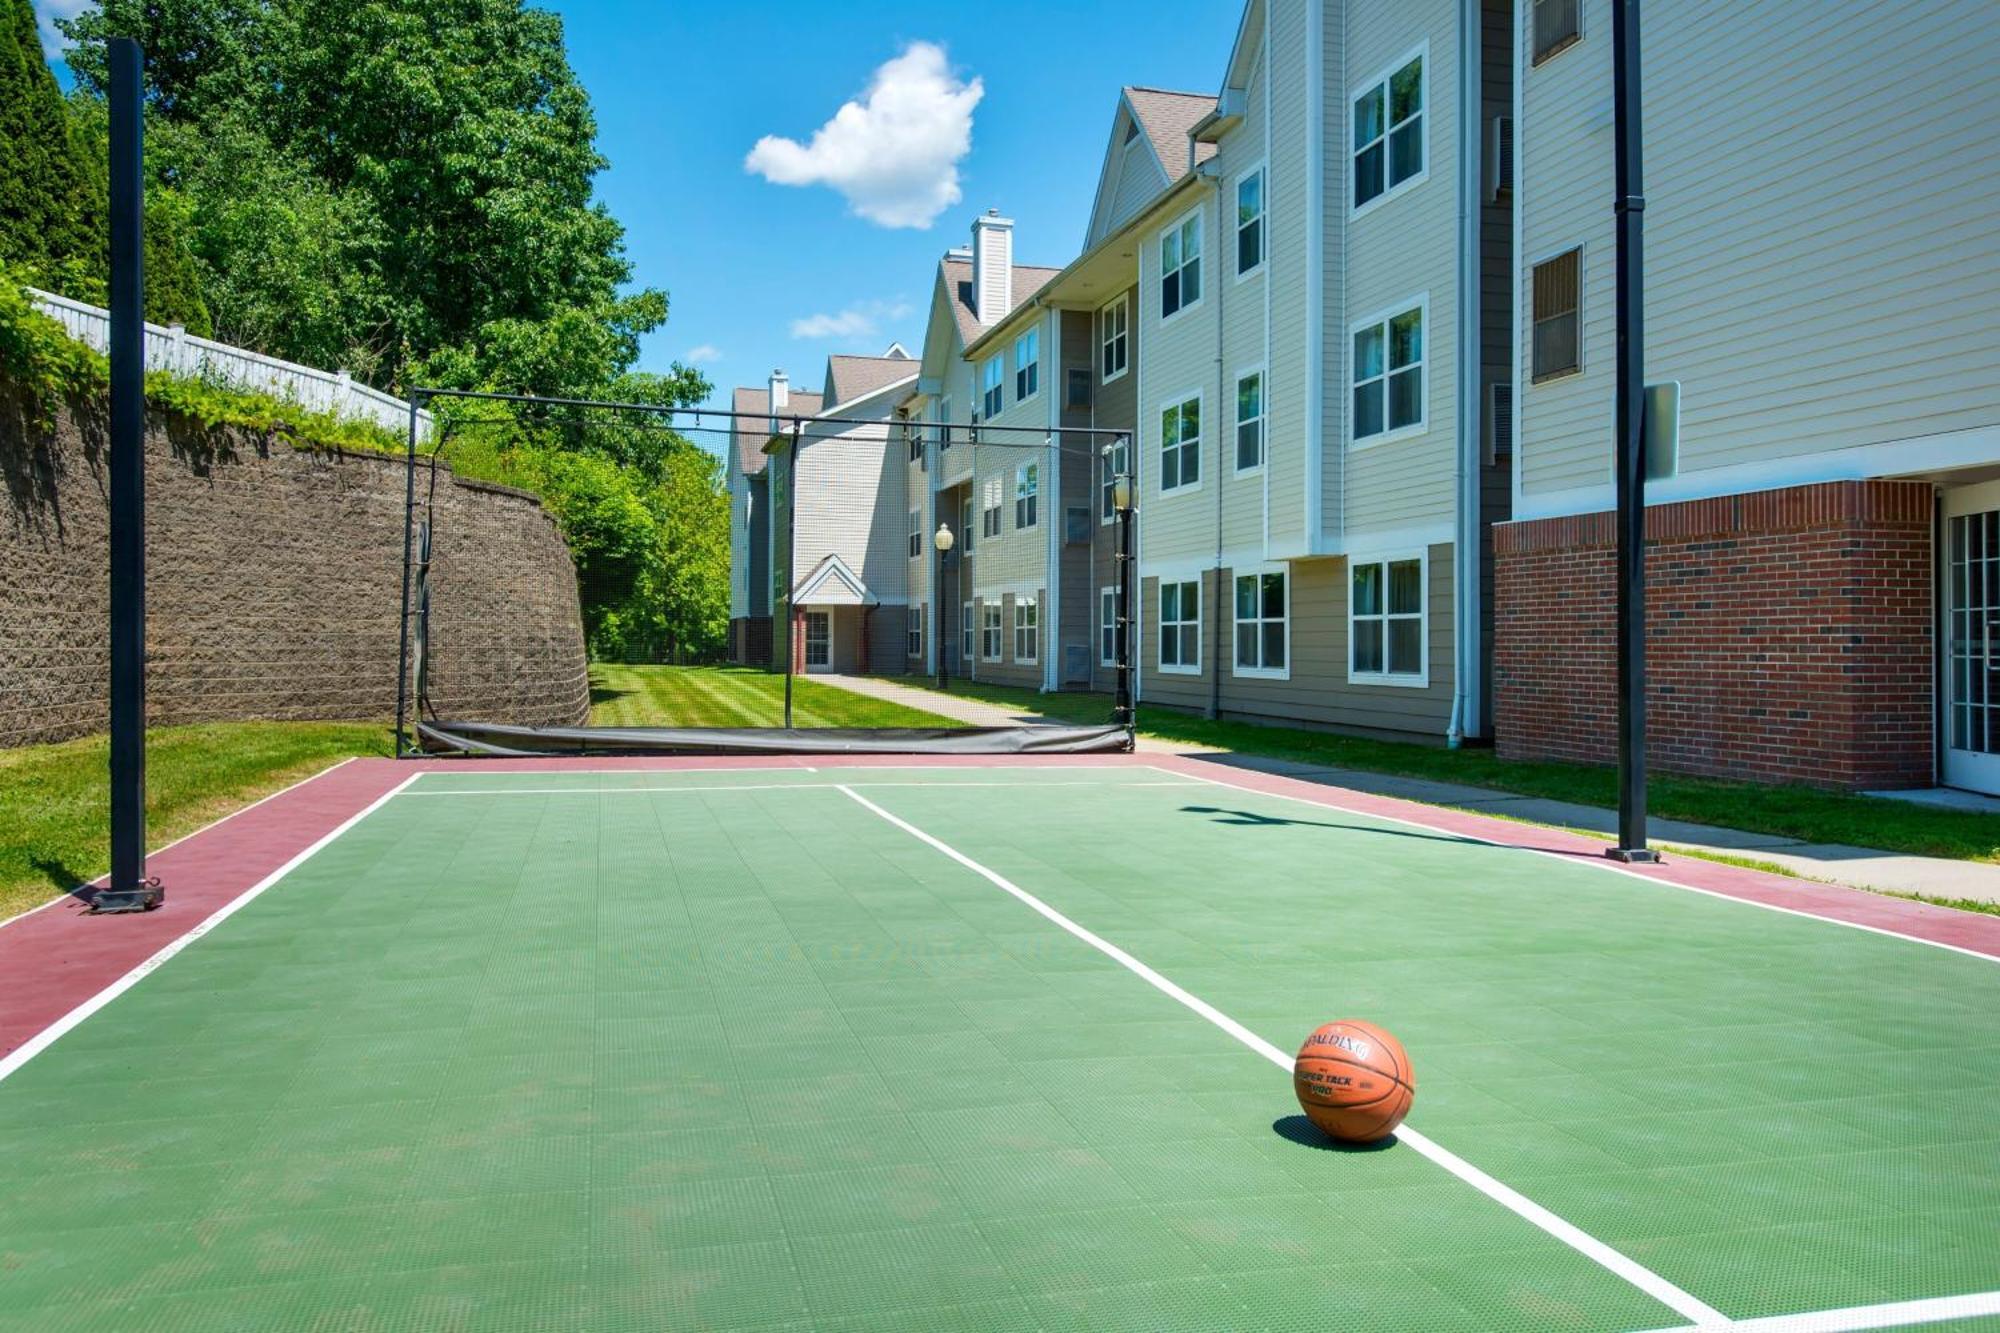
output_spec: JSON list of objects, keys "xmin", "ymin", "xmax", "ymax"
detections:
[
  {"xmin": 685, "ymin": 344, "xmax": 723, "ymax": 365},
  {"xmin": 789, "ymin": 299, "xmax": 912, "ymax": 341},
  {"xmin": 744, "ymin": 42, "xmax": 982, "ymax": 230},
  {"xmin": 34, "ymin": 0, "xmax": 92, "ymax": 57}
]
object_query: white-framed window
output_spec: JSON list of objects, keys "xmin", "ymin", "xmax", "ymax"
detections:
[
  {"xmin": 1236, "ymin": 167, "xmax": 1265, "ymax": 276},
  {"xmin": 908, "ymin": 509, "xmax": 923, "ymax": 559},
  {"xmin": 1532, "ymin": 0, "xmax": 1581, "ymax": 64},
  {"xmin": 1350, "ymin": 554, "xmax": 1426, "ymax": 683},
  {"xmin": 1353, "ymin": 49, "xmax": 1425, "ymax": 211},
  {"xmin": 1101, "ymin": 434, "xmax": 1129, "ymax": 521},
  {"xmin": 1159, "ymin": 579, "xmax": 1201, "ymax": 674},
  {"xmin": 981, "ymin": 603, "xmax": 1002, "ymax": 660},
  {"xmin": 1014, "ymin": 461, "xmax": 1038, "ymax": 529},
  {"xmin": 1235, "ymin": 371, "xmax": 1264, "ymax": 473},
  {"xmin": 804, "ymin": 610, "xmax": 830, "ymax": 668},
  {"xmin": 1531, "ymin": 248, "xmax": 1582, "ymax": 382},
  {"xmin": 982, "ymin": 476, "xmax": 1003, "ymax": 539},
  {"xmin": 1352, "ymin": 299, "xmax": 1426, "ymax": 443},
  {"xmin": 961, "ymin": 600, "xmax": 975, "ymax": 665},
  {"xmin": 960, "ymin": 493, "xmax": 975, "ymax": 554},
  {"xmin": 1160, "ymin": 393, "xmax": 1201, "ymax": 494},
  {"xmin": 1099, "ymin": 585, "xmax": 1125, "ymax": 667},
  {"xmin": 981, "ymin": 356, "xmax": 1004, "ymax": 418},
  {"xmin": 1099, "ymin": 296, "xmax": 1128, "ymax": 382},
  {"xmin": 907, "ymin": 605, "xmax": 923, "ymax": 658},
  {"xmin": 1014, "ymin": 327, "xmax": 1040, "ymax": 401},
  {"xmin": 1159, "ymin": 209, "xmax": 1202, "ymax": 320},
  {"xmin": 938, "ymin": 394, "xmax": 954, "ymax": 451},
  {"xmin": 1233, "ymin": 569, "xmax": 1288, "ymax": 676},
  {"xmin": 1013, "ymin": 596, "xmax": 1039, "ymax": 664}
]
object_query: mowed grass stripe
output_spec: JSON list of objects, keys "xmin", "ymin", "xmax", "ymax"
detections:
[
  {"xmin": 845, "ymin": 778, "xmax": 2000, "ymax": 1322},
  {"xmin": 588, "ymin": 664, "xmax": 950, "ymax": 730}
]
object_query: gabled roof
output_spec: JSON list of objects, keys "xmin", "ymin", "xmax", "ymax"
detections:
[
  {"xmin": 824, "ymin": 348, "xmax": 916, "ymax": 409},
  {"xmin": 730, "ymin": 385, "xmax": 824, "ymax": 477},
  {"xmin": 1124, "ymin": 87, "xmax": 1219, "ymax": 180},
  {"xmin": 939, "ymin": 256, "xmax": 1065, "ymax": 348},
  {"xmin": 792, "ymin": 552, "xmax": 874, "ymax": 607}
]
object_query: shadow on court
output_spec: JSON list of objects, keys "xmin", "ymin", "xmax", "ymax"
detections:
[
  {"xmin": 1270, "ymin": 1114, "xmax": 1399, "ymax": 1153},
  {"xmin": 1180, "ymin": 805, "xmax": 1485, "ymax": 848}
]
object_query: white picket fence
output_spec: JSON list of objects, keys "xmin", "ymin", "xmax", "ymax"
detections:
[{"xmin": 26, "ymin": 287, "xmax": 433, "ymax": 441}]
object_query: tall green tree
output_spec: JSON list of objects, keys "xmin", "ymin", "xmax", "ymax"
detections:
[{"xmin": 0, "ymin": 0, "xmax": 100, "ymax": 287}]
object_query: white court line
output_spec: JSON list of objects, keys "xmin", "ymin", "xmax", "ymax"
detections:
[
  {"xmin": 835, "ymin": 783, "xmax": 1730, "ymax": 1329},
  {"xmin": 1638, "ymin": 1291, "xmax": 2000, "ymax": 1333},
  {"xmin": 395, "ymin": 780, "xmax": 1201, "ymax": 798},
  {"xmin": 0, "ymin": 757, "xmax": 360, "ymax": 933},
  {"xmin": 1151, "ymin": 765, "xmax": 2000, "ymax": 966},
  {"xmin": 0, "ymin": 773, "xmax": 423, "ymax": 1085}
]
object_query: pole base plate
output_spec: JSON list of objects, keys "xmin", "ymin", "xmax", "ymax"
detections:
[
  {"xmin": 90, "ymin": 879, "xmax": 165, "ymax": 914},
  {"xmin": 1605, "ymin": 847, "xmax": 1662, "ymax": 865}
]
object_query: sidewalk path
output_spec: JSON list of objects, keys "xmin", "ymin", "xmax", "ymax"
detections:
[{"xmin": 816, "ymin": 674, "xmax": 2000, "ymax": 907}]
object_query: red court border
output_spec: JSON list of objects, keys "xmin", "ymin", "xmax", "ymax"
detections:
[{"xmin": 3, "ymin": 752, "xmax": 1994, "ymax": 1065}]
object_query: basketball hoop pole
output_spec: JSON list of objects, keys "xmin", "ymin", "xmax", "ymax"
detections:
[
  {"xmin": 782, "ymin": 420, "xmax": 800, "ymax": 730},
  {"xmin": 98, "ymin": 36, "xmax": 163, "ymax": 914},
  {"xmin": 1607, "ymin": 0, "xmax": 1657, "ymax": 864}
]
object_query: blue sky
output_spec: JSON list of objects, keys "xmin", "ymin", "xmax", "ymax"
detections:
[{"xmin": 38, "ymin": 0, "xmax": 1239, "ymax": 448}]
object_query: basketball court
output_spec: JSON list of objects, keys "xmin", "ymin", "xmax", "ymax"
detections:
[{"xmin": 1, "ymin": 753, "xmax": 1996, "ymax": 1331}]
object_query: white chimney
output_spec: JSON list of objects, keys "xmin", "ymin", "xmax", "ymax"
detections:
[
  {"xmin": 970, "ymin": 209, "xmax": 1014, "ymax": 327},
  {"xmin": 768, "ymin": 369, "xmax": 789, "ymax": 434}
]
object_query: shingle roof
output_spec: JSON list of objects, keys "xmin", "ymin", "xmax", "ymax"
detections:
[
  {"xmin": 939, "ymin": 257, "xmax": 1066, "ymax": 348},
  {"xmin": 730, "ymin": 384, "xmax": 823, "ymax": 476},
  {"xmin": 1124, "ymin": 86, "xmax": 1219, "ymax": 180},
  {"xmin": 825, "ymin": 350, "xmax": 916, "ymax": 408}
]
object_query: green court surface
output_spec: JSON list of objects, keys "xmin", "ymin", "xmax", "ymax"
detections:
[{"xmin": 1, "ymin": 765, "xmax": 1997, "ymax": 1331}]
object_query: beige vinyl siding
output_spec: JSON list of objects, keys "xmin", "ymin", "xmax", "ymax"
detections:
[
  {"xmin": 967, "ymin": 310, "xmax": 1058, "ymax": 610},
  {"xmin": 1313, "ymin": 0, "xmax": 1347, "ymax": 544},
  {"xmin": 1136, "ymin": 187, "xmax": 1222, "ymax": 566},
  {"xmin": 1265, "ymin": 0, "xmax": 1311, "ymax": 552},
  {"xmin": 905, "ymin": 418, "xmax": 929, "ymax": 607},
  {"xmin": 1339, "ymin": 0, "xmax": 1461, "ymax": 540},
  {"xmin": 1139, "ymin": 571, "xmax": 1217, "ymax": 713},
  {"xmin": 1216, "ymin": 37, "xmax": 1273, "ymax": 558},
  {"xmin": 970, "ymin": 591, "xmax": 1046, "ymax": 690},
  {"xmin": 794, "ymin": 413, "xmax": 909, "ymax": 606},
  {"xmin": 1519, "ymin": 3, "xmax": 2000, "ymax": 506},
  {"xmin": 728, "ymin": 466, "xmax": 750, "ymax": 619},
  {"xmin": 1091, "ymin": 287, "xmax": 1139, "ymax": 693},
  {"xmin": 1108, "ymin": 134, "xmax": 1169, "ymax": 237},
  {"xmin": 1056, "ymin": 309, "xmax": 1099, "ymax": 686},
  {"xmin": 937, "ymin": 358, "xmax": 977, "ymax": 490}
]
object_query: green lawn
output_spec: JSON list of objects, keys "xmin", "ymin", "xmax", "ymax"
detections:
[
  {"xmin": 589, "ymin": 663, "xmax": 953, "ymax": 729},
  {"xmin": 895, "ymin": 678, "xmax": 2000, "ymax": 866},
  {"xmin": 0, "ymin": 720, "xmax": 390, "ymax": 922}
]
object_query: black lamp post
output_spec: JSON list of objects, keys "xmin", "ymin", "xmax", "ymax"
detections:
[
  {"xmin": 1106, "ymin": 442, "xmax": 1135, "ymax": 732},
  {"xmin": 933, "ymin": 520, "xmax": 955, "ymax": 691}
]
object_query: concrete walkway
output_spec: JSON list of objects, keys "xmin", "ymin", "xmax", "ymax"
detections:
[{"xmin": 816, "ymin": 674, "xmax": 2000, "ymax": 907}]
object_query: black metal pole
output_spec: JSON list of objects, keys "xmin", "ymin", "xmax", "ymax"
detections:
[
  {"xmin": 936, "ymin": 543, "xmax": 949, "ymax": 693},
  {"xmin": 1115, "ymin": 460, "xmax": 1134, "ymax": 733},
  {"xmin": 782, "ymin": 421, "xmax": 800, "ymax": 730},
  {"xmin": 394, "ymin": 395, "xmax": 420, "ymax": 757},
  {"xmin": 99, "ymin": 37, "xmax": 159, "ymax": 914},
  {"xmin": 1608, "ymin": 0, "xmax": 1656, "ymax": 863}
]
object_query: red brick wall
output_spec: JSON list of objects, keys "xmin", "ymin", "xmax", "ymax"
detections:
[{"xmin": 1494, "ymin": 480, "xmax": 1934, "ymax": 790}]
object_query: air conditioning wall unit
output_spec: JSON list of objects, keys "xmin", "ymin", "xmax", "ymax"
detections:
[{"xmin": 1485, "ymin": 381, "xmax": 1514, "ymax": 466}]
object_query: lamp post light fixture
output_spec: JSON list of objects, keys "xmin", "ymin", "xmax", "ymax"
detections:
[
  {"xmin": 933, "ymin": 521, "xmax": 955, "ymax": 692},
  {"xmin": 1103, "ymin": 440, "xmax": 1135, "ymax": 732}
]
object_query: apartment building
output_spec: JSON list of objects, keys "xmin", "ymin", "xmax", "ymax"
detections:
[
  {"xmin": 1495, "ymin": 0, "xmax": 2000, "ymax": 792},
  {"xmin": 726, "ymin": 373, "xmax": 821, "ymax": 666}
]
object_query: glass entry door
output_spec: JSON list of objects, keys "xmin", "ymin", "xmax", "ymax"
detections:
[{"xmin": 1945, "ymin": 483, "xmax": 2000, "ymax": 792}]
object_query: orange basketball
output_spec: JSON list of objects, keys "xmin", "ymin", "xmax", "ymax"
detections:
[{"xmin": 1292, "ymin": 1019, "xmax": 1415, "ymax": 1143}]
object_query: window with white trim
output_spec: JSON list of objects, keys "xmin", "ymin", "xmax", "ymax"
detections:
[
  {"xmin": 1160, "ymin": 211, "xmax": 1201, "ymax": 318},
  {"xmin": 1159, "ymin": 579, "xmax": 1200, "ymax": 672},
  {"xmin": 1235, "ymin": 372, "xmax": 1264, "ymax": 472},
  {"xmin": 981, "ymin": 603, "xmax": 1002, "ymax": 660},
  {"xmin": 1353, "ymin": 303, "xmax": 1424, "ymax": 441},
  {"xmin": 1234, "ymin": 571, "xmax": 1287, "ymax": 673},
  {"xmin": 1354, "ymin": 54, "xmax": 1424, "ymax": 209},
  {"xmin": 908, "ymin": 509, "xmax": 922, "ymax": 559},
  {"xmin": 1101, "ymin": 434, "xmax": 1129, "ymax": 521},
  {"xmin": 1099, "ymin": 297, "xmax": 1128, "ymax": 382},
  {"xmin": 938, "ymin": 394, "xmax": 954, "ymax": 451},
  {"xmin": 982, "ymin": 476, "xmax": 1003, "ymax": 539},
  {"xmin": 1014, "ymin": 461, "xmax": 1038, "ymax": 530},
  {"xmin": 1161, "ymin": 394, "xmax": 1200, "ymax": 492},
  {"xmin": 1099, "ymin": 586, "xmax": 1124, "ymax": 667},
  {"xmin": 907, "ymin": 605, "xmax": 923, "ymax": 658},
  {"xmin": 981, "ymin": 356, "xmax": 1004, "ymax": 418},
  {"xmin": 960, "ymin": 493, "xmax": 975, "ymax": 554},
  {"xmin": 961, "ymin": 600, "xmax": 975, "ymax": 666},
  {"xmin": 1013, "ymin": 597, "xmax": 1039, "ymax": 663},
  {"xmin": 1014, "ymin": 327, "xmax": 1040, "ymax": 401},
  {"xmin": 1236, "ymin": 168, "xmax": 1265, "ymax": 275},
  {"xmin": 1532, "ymin": 249, "xmax": 1581, "ymax": 381},
  {"xmin": 1351, "ymin": 557, "xmax": 1424, "ymax": 680}
]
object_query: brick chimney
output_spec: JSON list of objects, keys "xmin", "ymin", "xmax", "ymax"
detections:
[{"xmin": 970, "ymin": 210, "xmax": 1014, "ymax": 327}]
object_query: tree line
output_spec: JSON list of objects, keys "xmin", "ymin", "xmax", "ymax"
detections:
[{"xmin": 1, "ymin": 0, "xmax": 730, "ymax": 662}]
